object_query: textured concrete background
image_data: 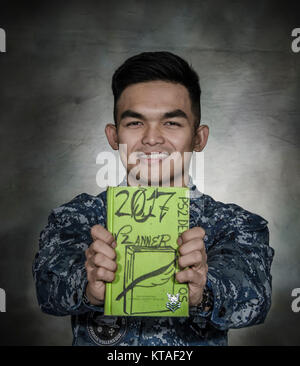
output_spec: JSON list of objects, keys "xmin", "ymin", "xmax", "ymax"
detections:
[{"xmin": 0, "ymin": 0, "xmax": 299, "ymax": 345}]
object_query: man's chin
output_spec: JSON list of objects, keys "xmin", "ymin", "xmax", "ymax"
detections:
[
  {"xmin": 127, "ymin": 173, "xmax": 185, "ymax": 187},
  {"xmin": 127, "ymin": 175, "xmax": 162, "ymax": 187}
]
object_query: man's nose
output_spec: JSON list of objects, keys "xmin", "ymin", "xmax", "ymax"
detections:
[{"xmin": 141, "ymin": 125, "xmax": 165, "ymax": 146}]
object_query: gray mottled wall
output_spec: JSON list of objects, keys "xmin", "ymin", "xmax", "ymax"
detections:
[{"xmin": 0, "ymin": 0, "xmax": 299, "ymax": 345}]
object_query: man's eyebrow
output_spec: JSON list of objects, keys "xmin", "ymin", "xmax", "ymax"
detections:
[
  {"xmin": 162, "ymin": 109, "xmax": 188, "ymax": 120},
  {"xmin": 120, "ymin": 109, "xmax": 188, "ymax": 121},
  {"xmin": 120, "ymin": 110, "xmax": 146, "ymax": 121}
]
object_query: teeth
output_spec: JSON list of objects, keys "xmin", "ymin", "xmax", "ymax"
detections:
[{"xmin": 139, "ymin": 152, "xmax": 169, "ymax": 159}]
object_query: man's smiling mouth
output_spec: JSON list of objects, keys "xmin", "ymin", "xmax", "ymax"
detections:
[
  {"xmin": 137, "ymin": 152, "xmax": 170, "ymax": 160},
  {"xmin": 134, "ymin": 152, "xmax": 170, "ymax": 164}
]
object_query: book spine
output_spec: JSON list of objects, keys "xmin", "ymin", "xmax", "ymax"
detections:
[{"xmin": 104, "ymin": 186, "xmax": 114, "ymax": 315}]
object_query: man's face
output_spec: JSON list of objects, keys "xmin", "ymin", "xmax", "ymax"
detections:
[{"xmin": 106, "ymin": 80, "xmax": 208, "ymax": 186}]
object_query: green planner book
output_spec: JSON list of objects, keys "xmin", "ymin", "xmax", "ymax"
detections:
[{"xmin": 104, "ymin": 186, "xmax": 190, "ymax": 317}]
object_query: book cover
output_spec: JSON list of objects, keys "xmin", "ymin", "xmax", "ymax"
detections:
[{"xmin": 104, "ymin": 186, "xmax": 190, "ymax": 317}]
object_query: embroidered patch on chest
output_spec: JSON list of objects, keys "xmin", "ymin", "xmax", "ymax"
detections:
[{"xmin": 86, "ymin": 312, "xmax": 127, "ymax": 346}]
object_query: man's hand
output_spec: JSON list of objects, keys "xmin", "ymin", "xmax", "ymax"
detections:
[
  {"xmin": 175, "ymin": 227, "xmax": 208, "ymax": 307},
  {"xmin": 85, "ymin": 225, "xmax": 117, "ymax": 305}
]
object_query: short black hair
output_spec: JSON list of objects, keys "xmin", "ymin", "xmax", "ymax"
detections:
[{"xmin": 111, "ymin": 51, "xmax": 201, "ymax": 129}]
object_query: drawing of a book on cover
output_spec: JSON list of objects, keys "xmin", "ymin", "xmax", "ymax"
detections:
[
  {"xmin": 120, "ymin": 246, "xmax": 176, "ymax": 315},
  {"xmin": 104, "ymin": 186, "xmax": 190, "ymax": 317}
]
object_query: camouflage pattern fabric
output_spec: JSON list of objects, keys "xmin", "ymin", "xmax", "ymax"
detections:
[{"xmin": 32, "ymin": 180, "xmax": 274, "ymax": 346}]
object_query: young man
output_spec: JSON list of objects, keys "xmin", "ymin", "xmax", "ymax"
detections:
[{"xmin": 32, "ymin": 52, "xmax": 274, "ymax": 346}]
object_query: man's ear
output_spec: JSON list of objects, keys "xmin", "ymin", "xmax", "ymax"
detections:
[
  {"xmin": 193, "ymin": 124, "xmax": 209, "ymax": 152},
  {"xmin": 105, "ymin": 123, "xmax": 119, "ymax": 150}
]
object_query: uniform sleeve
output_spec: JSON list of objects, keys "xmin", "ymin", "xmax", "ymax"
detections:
[
  {"xmin": 202, "ymin": 212, "xmax": 274, "ymax": 330},
  {"xmin": 32, "ymin": 193, "xmax": 106, "ymax": 316}
]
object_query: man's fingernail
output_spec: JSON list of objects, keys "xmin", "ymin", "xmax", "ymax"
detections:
[
  {"xmin": 177, "ymin": 236, "xmax": 182, "ymax": 245},
  {"xmin": 112, "ymin": 241, "xmax": 117, "ymax": 248}
]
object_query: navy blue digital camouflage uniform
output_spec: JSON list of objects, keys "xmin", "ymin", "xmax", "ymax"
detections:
[{"xmin": 32, "ymin": 178, "xmax": 274, "ymax": 346}]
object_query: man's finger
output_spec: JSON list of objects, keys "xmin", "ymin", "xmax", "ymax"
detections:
[
  {"xmin": 95, "ymin": 267, "xmax": 115, "ymax": 283},
  {"xmin": 93, "ymin": 253, "xmax": 117, "ymax": 272},
  {"xmin": 85, "ymin": 260, "xmax": 93, "ymax": 273},
  {"xmin": 178, "ymin": 251, "xmax": 203, "ymax": 269},
  {"xmin": 179, "ymin": 226, "xmax": 206, "ymax": 243},
  {"xmin": 85, "ymin": 248, "xmax": 94, "ymax": 260},
  {"xmin": 91, "ymin": 224, "xmax": 115, "ymax": 245},
  {"xmin": 176, "ymin": 268, "xmax": 201, "ymax": 284},
  {"xmin": 178, "ymin": 238, "xmax": 205, "ymax": 256},
  {"xmin": 90, "ymin": 239, "xmax": 117, "ymax": 259}
]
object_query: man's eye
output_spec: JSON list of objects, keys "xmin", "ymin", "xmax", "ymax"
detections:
[
  {"xmin": 165, "ymin": 121, "xmax": 181, "ymax": 126},
  {"xmin": 126, "ymin": 121, "xmax": 143, "ymax": 127}
]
